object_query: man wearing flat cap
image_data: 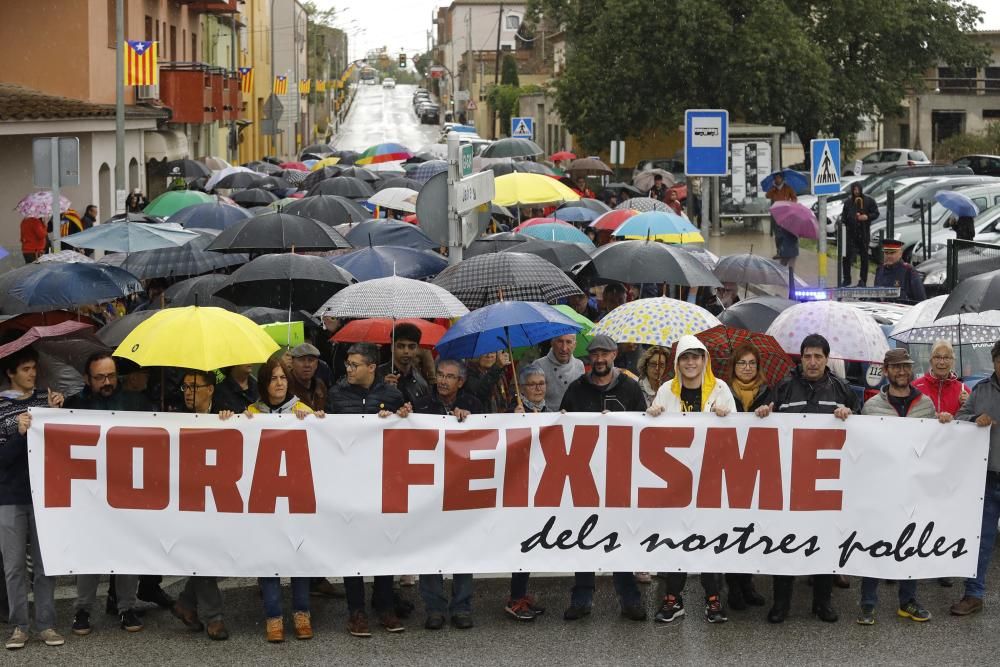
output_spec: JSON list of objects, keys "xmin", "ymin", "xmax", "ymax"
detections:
[
  {"xmin": 873, "ymin": 238, "xmax": 926, "ymax": 303},
  {"xmin": 287, "ymin": 343, "xmax": 328, "ymax": 412}
]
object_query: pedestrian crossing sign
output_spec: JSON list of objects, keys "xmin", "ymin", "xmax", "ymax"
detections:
[
  {"xmin": 810, "ymin": 138, "xmax": 841, "ymax": 195},
  {"xmin": 511, "ymin": 116, "xmax": 534, "ymax": 139}
]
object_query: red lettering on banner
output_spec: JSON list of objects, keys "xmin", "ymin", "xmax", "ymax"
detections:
[
  {"xmin": 697, "ymin": 427, "xmax": 783, "ymax": 510},
  {"xmin": 502, "ymin": 428, "xmax": 531, "ymax": 507},
  {"xmin": 443, "ymin": 430, "xmax": 497, "ymax": 511},
  {"xmin": 106, "ymin": 427, "xmax": 170, "ymax": 510},
  {"xmin": 790, "ymin": 428, "xmax": 845, "ymax": 511},
  {"xmin": 637, "ymin": 427, "xmax": 694, "ymax": 508},
  {"xmin": 179, "ymin": 428, "xmax": 244, "ymax": 512},
  {"xmin": 534, "ymin": 425, "xmax": 599, "ymax": 507},
  {"xmin": 605, "ymin": 426, "xmax": 633, "ymax": 508},
  {"xmin": 382, "ymin": 429, "xmax": 438, "ymax": 513},
  {"xmin": 44, "ymin": 423, "xmax": 99, "ymax": 507},
  {"xmin": 248, "ymin": 430, "xmax": 316, "ymax": 514}
]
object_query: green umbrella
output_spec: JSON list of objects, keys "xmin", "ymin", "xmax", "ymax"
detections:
[
  {"xmin": 144, "ymin": 190, "xmax": 215, "ymax": 218},
  {"xmin": 512, "ymin": 304, "xmax": 594, "ymax": 361}
]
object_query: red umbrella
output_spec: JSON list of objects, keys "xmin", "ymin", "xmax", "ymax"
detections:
[
  {"xmin": 332, "ymin": 318, "xmax": 446, "ymax": 348},
  {"xmin": 0, "ymin": 310, "xmax": 100, "ymax": 336},
  {"xmin": 589, "ymin": 208, "xmax": 638, "ymax": 231},
  {"xmin": 665, "ymin": 325, "xmax": 793, "ymax": 388},
  {"xmin": 280, "ymin": 162, "xmax": 309, "ymax": 171},
  {"xmin": 402, "ymin": 213, "xmax": 419, "ymax": 224},
  {"xmin": 550, "ymin": 151, "xmax": 576, "ymax": 162},
  {"xmin": 0, "ymin": 321, "xmax": 96, "ymax": 360},
  {"xmin": 512, "ymin": 218, "xmax": 567, "ymax": 232}
]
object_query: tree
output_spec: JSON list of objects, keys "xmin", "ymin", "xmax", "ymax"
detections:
[
  {"xmin": 487, "ymin": 84, "xmax": 524, "ymax": 136},
  {"xmin": 501, "ymin": 54, "xmax": 520, "ymax": 87},
  {"xmin": 935, "ymin": 122, "xmax": 1000, "ymax": 161},
  {"xmin": 528, "ymin": 0, "xmax": 989, "ymax": 157}
]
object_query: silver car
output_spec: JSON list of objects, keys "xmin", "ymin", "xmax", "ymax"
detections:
[
  {"xmin": 912, "ymin": 204, "xmax": 1000, "ymax": 264},
  {"xmin": 857, "ymin": 148, "xmax": 930, "ymax": 174}
]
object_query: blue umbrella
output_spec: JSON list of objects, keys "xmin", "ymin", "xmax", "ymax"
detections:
[
  {"xmin": 435, "ymin": 300, "xmax": 582, "ymax": 360},
  {"xmin": 518, "ymin": 223, "xmax": 595, "ymax": 247},
  {"xmin": 330, "ymin": 245, "xmax": 447, "ymax": 281},
  {"xmin": 552, "ymin": 206, "xmax": 600, "ymax": 223},
  {"xmin": 344, "ymin": 220, "xmax": 438, "ymax": 251},
  {"xmin": 935, "ymin": 190, "xmax": 979, "ymax": 218},
  {"xmin": 7, "ymin": 263, "xmax": 143, "ymax": 309},
  {"xmin": 168, "ymin": 201, "xmax": 252, "ymax": 230},
  {"xmin": 761, "ymin": 169, "xmax": 810, "ymax": 195}
]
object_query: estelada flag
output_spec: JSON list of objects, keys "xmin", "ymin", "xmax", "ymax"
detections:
[
  {"xmin": 299, "ymin": 79, "xmax": 311, "ymax": 95},
  {"xmin": 238, "ymin": 67, "xmax": 253, "ymax": 94},
  {"xmin": 316, "ymin": 79, "xmax": 326, "ymax": 92},
  {"xmin": 273, "ymin": 75, "xmax": 288, "ymax": 95},
  {"xmin": 124, "ymin": 41, "xmax": 158, "ymax": 86}
]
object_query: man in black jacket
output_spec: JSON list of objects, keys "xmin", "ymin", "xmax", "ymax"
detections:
[
  {"xmin": 755, "ymin": 333, "xmax": 861, "ymax": 624},
  {"xmin": 378, "ymin": 323, "xmax": 431, "ymax": 406},
  {"xmin": 212, "ymin": 365, "xmax": 258, "ymax": 414},
  {"xmin": 559, "ymin": 335, "xmax": 646, "ymax": 623},
  {"xmin": 841, "ymin": 182, "xmax": 880, "ymax": 286},
  {"xmin": 413, "ymin": 359, "xmax": 482, "ymax": 419}
]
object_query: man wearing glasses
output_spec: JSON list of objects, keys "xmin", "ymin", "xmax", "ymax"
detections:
[
  {"xmin": 873, "ymin": 239, "xmax": 926, "ymax": 303},
  {"xmin": 413, "ymin": 359, "xmax": 482, "ymax": 420}
]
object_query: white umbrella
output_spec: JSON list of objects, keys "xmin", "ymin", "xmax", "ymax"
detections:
[
  {"xmin": 766, "ymin": 300, "xmax": 889, "ymax": 362},
  {"xmin": 34, "ymin": 250, "xmax": 95, "ymax": 264},
  {"xmin": 633, "ymin": 169, "xmax": 676, "ymax": 192},
  {"xmin": 314, "ymin": 275, "xmax": 469, "ymax": 320},
  {"xmin": 368, "ymin": 187, "xmax": 419, "ymax": 213},
  {"xmin": 205, "ymin": 165, "xmax": 254, "ymax": 191}
]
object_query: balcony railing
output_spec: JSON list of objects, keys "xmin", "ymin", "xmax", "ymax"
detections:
[
  {"xmin": 919, "ymin": 76, "xmax": 1000, "ymax": 95},
  {"xmin": 159, "ymin": 62, "xmax": 245, "ymax": 124}
]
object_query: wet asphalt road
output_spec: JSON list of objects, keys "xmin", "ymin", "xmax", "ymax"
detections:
[{"xmin": 333, "ymin": 82, "xmax": 442, "ymax": 154}]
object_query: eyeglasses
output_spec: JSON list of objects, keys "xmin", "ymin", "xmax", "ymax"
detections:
[
  {"xmin": 646, "ymin": 361, "xmax": 667, "ymax": 368},
  {"xmin": 345, "ymin": 361, "xmax": 372, "ymax": 371},
  {"xmin": 524, "ymin": 381, "xmax": 546, "ymax": 388},
  {"xmin": 180, "ymin": 383, "xmax": 211, "ymax": 392},
  {"xmin": 436, "ymin": 372, "xmax": 460, "ymax": 382},
  {"xmin": 931, "ymin": 355, "xmax": 955, "ymax": 361},
  {"xmin": 90, "ymin": 373, "xmax": 117, "ymax": 383},
  {"xmin": 734, "ymin": 360, "xmax": 758, "ymax": 368}
]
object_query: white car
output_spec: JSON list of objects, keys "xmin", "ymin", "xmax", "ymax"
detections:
[
  {"xmin": 382, "ymin": 78, "xmax": 396, "ymax": 89},
  {"xmin": 857, "ymin": 148, "xmax": 930, "ymax": 174}
]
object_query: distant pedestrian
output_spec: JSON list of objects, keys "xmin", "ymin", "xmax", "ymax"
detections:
[
  {"xmin": 665, "ymin": 189, "xmax": 683, "ymax": 215},
  {"xmin": 766, "ymin": 172, "xmax": 797, "ymax": 259},
  {"xmin": 841, "ymin": 182, "xmax": 879, "ymax": 286},
  {"xmin": 945, "ymin": 215, "xmax": 975, "ymax": 242},
  {"xmin": 648, "ymin": 174, "xmax": 668, "ymax": 201},
  {"xmin": 19, "ymin": 216, "xmax": 47, "ymax": 263},
  {"xmin": 125, "ymin": 188, "xmax": 148, "ymax": 213}
]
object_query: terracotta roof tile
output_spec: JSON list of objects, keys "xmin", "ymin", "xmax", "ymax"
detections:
[{"xmin": 0, "ymin": 83, "xmax": 167, "ymax": 122}]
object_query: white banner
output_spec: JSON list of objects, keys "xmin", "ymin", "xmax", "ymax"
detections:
[{"xmin": 28, "ymin": 408, "xmax": 987, "ymax": 579}]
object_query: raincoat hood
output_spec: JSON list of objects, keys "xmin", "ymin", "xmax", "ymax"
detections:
[{"xmin": 670, "ymin": 334, "xmax": 718, "ymax": 410}]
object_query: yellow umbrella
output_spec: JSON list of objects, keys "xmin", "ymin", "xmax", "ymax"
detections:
[
  {"xmin": 492, "ymin": 173, "xmax": 581, "ymax": 207},
  {"xmin": 114, "ymin": 306, "xmax": 280, "ymax": 371},
  {"xmin": 310, "ymin": 156, "xmax": 341, "ymax": 171}
]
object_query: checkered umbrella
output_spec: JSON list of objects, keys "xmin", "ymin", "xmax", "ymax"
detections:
[
  {"xmin": 281, "ymin": 169, "xmax": 309, "ymax": 185},
  {"xmin": 412, "ymin": 160, "xmax": 448, "ymax": 183},
  {"xmin": 614, "ymin": 197, "xmax": 669, "ymax": 213},
  {"xmin": 664, "ymin": 325, "xmax": 794, "ymax": 389},
  {"xmin": 314, "ymin": 275, "xmax": 468, "ymax": 319},
  {"xmin": 432, "ymin": 252, "xmax": 583, "ymax": 309}
]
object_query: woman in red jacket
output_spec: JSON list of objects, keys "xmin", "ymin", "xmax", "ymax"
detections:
[
  {"xmin": 913, "ymin": 340, "xmax": 970, "ymax": 417},
  {"xmin": 20, "ymin": 216, "xmax": 47, "ymax": 262}
]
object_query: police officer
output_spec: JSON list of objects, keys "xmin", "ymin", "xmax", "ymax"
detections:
[{"xmin": 873, "ymin": 239, "xmax": 926, "ymax": 303}]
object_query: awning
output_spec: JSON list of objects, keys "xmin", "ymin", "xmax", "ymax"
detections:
[{"xmin": 144, "ymin": 129, "xmax": 188, "ymax": 162}]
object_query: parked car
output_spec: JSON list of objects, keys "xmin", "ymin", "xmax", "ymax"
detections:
[
  {"xmin": 382, "ymin": 77, "xmax": 396, "ymax": 89},
  {"xmin": 632, "ymin": 158, "xmax": 684, "ymax": 183},
  {"xmin": 419, "ymin": 104, "xmax": 440, "ymax": 124},
  {"xmin": 911, "ymin": 202, "xmax": 1000, "ymax": 264},
  {"xmin": 953, "ymin": 155, "xmax": 1000, "ymax": 177},
  {"xmin": 856, "ymin": 148, "xmax": 930, "ymax": 174}
]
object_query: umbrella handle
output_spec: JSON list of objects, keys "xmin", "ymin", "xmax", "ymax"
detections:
[{"xmin": 505, "ymin": 326, "xmax": 523, "ymax": 411}]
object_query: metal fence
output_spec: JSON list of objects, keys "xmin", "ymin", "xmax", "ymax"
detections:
[{"xmin": 946, "ymin": 239, "xmax": 1000, "ymax": 291}]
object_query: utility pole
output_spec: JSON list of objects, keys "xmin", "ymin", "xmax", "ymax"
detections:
[
  {"xmin": 491, "ymin": 2, "xmax": 503, "ymax": 139},
  {"xmin": 269, "ymin": 0, "xmax": 276, "ymax": 158},
  {"xmin": 115, "ymin": 0, "xmax": 125, "ymax": 213},
  {"xmin": 230, "ymin": 16, "xmax": 239, "ymax": 164}
]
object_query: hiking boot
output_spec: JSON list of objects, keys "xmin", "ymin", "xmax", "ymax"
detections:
[
  {"xmin": 812, "ymin": 601, "xmax": 838, "ymax": 622},
  {"xmin": 38, "ymin": 628, "xmax": 64, "ymax": 646},
  {"xmin": 950, "ymin": 596, "xmax": 984, "ymax": 616},
  {"xmin": 856, "ymin": 605, "xmax": 875, "ymax": 625},
  {"xmin": 206, "ymin": 620, "xmax": 229, "ymax": 641},
  {"xmin": 451, "ymin": 612, "xmax": 474, "ymax": 629},
  {"xmin": 137, "ymin": 586, "xmax": 174, "ymax": 610},
  {"xmin": 120, "ymin": 608, "xmax": 143, "ymax": 632},
  {"xmin": 504, "ymin": 597, "xmax": 537, "ymax": 621},
  {"xmin": 5, "ymin": 627, "xmax": 28, "ymax": 650},
  {"xmin": 655, "ymin": 595, "xmax": 685, "ymax": 623},
  {"xmin": 898, "ymin": 599, "xmax": 931, "ymax": 622},
  {"xmin": 562, "ymin": 604, "xmax": 591, "ymax": 621},
  {"xmin": 266, "ymin": 617, "xmax": 284, "ymax": 643},
  {"xmin": 379, "ymin": 611, "xmax": 404, "ymax": 633},
  {"xmin": 347, "ymin": 610, "xmax": 371, "ymax": 637},
  {"xmin": 171, "ymin": 602, "xmax": 204, "ymax": 632},
  {"xmin": 293, "ymin": 611, "xmax": 313, "ymax": 640},
  {"xmin": 72, "ymin": 609, "xmax": 92, "ymax": 636},
  {"xmin": 767, "ymin": 601, "xmax": 790, "ymax": 624},
  {"xmin": 705, "ymin": 595, "xmax": 728, "ymax": 623},
  {"xmin": 424, "ymin": 612, "xmax": 446, "ymax": 630}
]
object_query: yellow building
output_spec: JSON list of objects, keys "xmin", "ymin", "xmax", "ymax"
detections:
[{"xmin": 238, "ymin": 0, "xmax": 273, "ymax": 162}]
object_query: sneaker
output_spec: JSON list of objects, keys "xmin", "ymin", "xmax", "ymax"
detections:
[
  {"xmin": 292, "ymin": 611, "xmax": 313, "ymax": 640},
  {"xmin": 120, "ymin": 608, "xmax": 143, "ymax": 632},
  {"xmin": 72, "ymin": 609, "xmax": 92, "ymax": 636},
  {"xmin": 857, "ymin": 605, "xmax": 875, "ymax": 625},
  {"xmin": 347, "ymin": 610, "xmax": 371, "ymax": 638},
  {"xmin": 950, "ymin": 596, "xmax": 984, "ymax": 616},
  {"xmin": 38, "ymin": 628, "xmax": 65, "ymax": 646},
  {"xmin": 705, "ymin": 595, "xmax": 728, "ymax": 623},
  {"xmin": 424, "ymin": 612, "xmax": 446, "ymax": 630},
  {"xmin": 5, "ymin": 627, "xmax": 28, "ymax": 650},
  {"xmin": 451, "ymin": 612, "xmax": 474, "ymax": 630},
  {"xmin": 266, "ymin": 617, "xmax": 284, "ymax": 643},
  {"xmin": 654, "ymin": 595, "xmax": 685, "ymax": 623},
  {"xmin": 898, "ymin": 600, "xmax": 931, "ymax": 622},
  {"xmin": 504, "ymin": 597, "xmax": 537, "ymax": 621},
  {"xmin": 137, "ymin": 586, "xmax": 174, "ymax": 610},
  {"xmin": 379, "ymin": 611, "xmax": 405, "ymax": 633},
  {"xmin": 524, "ymin": 594, "xmax": 545, "ymax": 616}
]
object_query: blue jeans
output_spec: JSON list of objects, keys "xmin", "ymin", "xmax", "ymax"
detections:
[
  {"xmin": 965, "ymin": 475, "xmax": 1000, "ymax": 599},
  {"xmin": 860, "ymin": 578, "xmax": 917, "ymax": 608},
  {"xmin": 420, "ymin": 574, "xmax": 473, "ymax": 615},
  {"xmin": 259, "ymin": 577, "xmax": 310, "ymax": 618},
  {"xmin": 570, "ymin": 572, "xmax": 640, "ymax": 608}
]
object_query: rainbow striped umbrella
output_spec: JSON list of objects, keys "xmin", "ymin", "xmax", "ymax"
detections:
[{"xmin": 355, "ymin": 142, "xmax": 413, "ymax": 165}]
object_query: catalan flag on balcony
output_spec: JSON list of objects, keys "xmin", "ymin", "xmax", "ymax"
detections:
[
  {"xmin": 299, "ymin": 79, "xmax": 312, "ymax": 95},
  {"xmin": 316, "ymin": 79, "xmax": 326, "ymax": 92},
  {"xmin": 273, "ymin": 75, "xmax": 288, "ymax": 95},
  {"xmin": 124, "ymin": 40, "xmax": 158, "ymax": 86},
  {"xmin": 238, "ymin": 67, "xmax": 253, "ymax": 94}
]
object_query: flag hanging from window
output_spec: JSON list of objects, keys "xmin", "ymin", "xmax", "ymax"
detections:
[
  {"xmin": 273, "ymin": 75, "xmax": 288, "ymax": 95},
  {"xmin": 316, "ymin": 80, "xmax": 326, "ymax": 92},
  {"xmin": 299, "ymin": 79, "xmax": 312, "ymax": 95},
  {"xmin": 238, "ymin": 67, "xmax": 253, "ymax": 94},
  {"xmin": 124, "ymin": 40, "xmax": 158, "ymax": 86}
]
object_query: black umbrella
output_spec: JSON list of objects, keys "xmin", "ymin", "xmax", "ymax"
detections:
[
  {"xmin": 717, "ymin": 296, "xmax": 798, "ymax": 333},
  {"xmin": 336, "ymin": 166, "xmax": 379, "ymax": 183},
  {"xmin": 344, "ymin": 220, "xmax": 437, "ymax": 251},
  {"xmin": 102, "ymin": 212, "xmax": 164, "ymax": 225},
  {"xmin": 188, "ymin": 177, "xmax": 209, "ymax": 192},
  {"xmin": 482, "ymin": 160, "xmax": 555, "ymax": 177},
  {"xmin": 244, "ymin": 161, "xmax": 282, "ymax": 175},
  {"xmin": 163, "ymin": 274, "xmax": 237, "ymax": 309},
  {"xmin": 299, "ymin": 166, "xmax": 343, "ymax": 191},
  {"xmin": 165, "ymin": 159, "xmax": 210, "ymax": 178},
  {"xmin": 205, "ymin": 211, "xmax": 352, "ymax": 254},
  {"xmin": 499, "ymin": 238, "xmax": 590, "ymax": 272},
  {"xmin": 376, "ymin": 176, "xmax": 424, "ymax": 192},
  {"xmin": 300, "ymin": 152, "xmax": 330, "ymax": 162},
  {"xmin": 262, "ymin": 156, "xmax": 282, "ymax": 165},
  {"xmin": 118, "ymin": 231, "xmax": 249, "ymax": 279},
  {"xmin": 97, "ymin": 310, "xmax": 159, "ymax": 346},
  {"xmin": 301, "ymin": 143, "xmax": 332, "ymax": 157},
  {"xmin": 713, "ymin": 253, "xmax": 793, "ymax": 287},
  {"xmin": 334, "ymin": 150, "xmax": 360, "ymax": 165},
  {"xmin": 465, "ymin": 232, "xmax": 532, "ymax": 258},
  {"xmin": 280, "ymin": 195, "xmax": 372, "ymax": 226},
  {"xmin": 215, "ymin": 254, "xmax": 356, "ymax": 312},
  {"xmin": 256, "ymin": 175, "xmax": 292, "ymax": 191},
  {"xmin": 307, "ymin": 177, "xmax": 375, "ymax": 199},
  {"xmin": 432, "ymin": 252, "xmax": 583, "ymax": 309},
  {"xmin": 559, "ymin": 198, "xmax": 611, "ymax": 214},
  {"xmin": 576, "ymin": 240, "xmax": 722, "ymax": 288},
  {"xmin": 214, "ymin": 171, "xmax": 268, "ymax": 190},
  {"xmin": 229, "ymin": 188, "xmax": 280, "ymax": 207},
  {"xmin": 480, "ymin": 137, "xmax": 544, "ymax": 159},
  {"xmin": 169, "ymin": 201, "xmax": 252, "ymax": 231},
  {"xmin": 240, "ymin": 306, "xmax": 323, "ymax": 330},
  {"xmin": 938, "ymin": 268, "xmax": 1000, "ymax": 317}
]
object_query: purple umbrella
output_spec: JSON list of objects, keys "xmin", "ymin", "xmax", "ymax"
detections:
[{"xmin": 770, "ymin": 201, "xmax": 819, "ymax": 240}]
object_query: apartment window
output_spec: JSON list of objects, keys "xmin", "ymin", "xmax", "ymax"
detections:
[
  {"xmin": 505, "ymin": 14, "xmax": 520, "ymax": 30},
  {"xmin": 986, "ymin": 67, "xmax": 1000, "ymax": 91},
  {"xmin": 155, "ymin": 19, "xmax": 160, "ymax": 46},
  {"xmin": 182, "ymin": 29, "xmax": 186, "ymax": 60},
  {"xmin": 984, "ymin": 110, "xmax": 1000, "ymax": 120},
  {"xmin": 170, "ymin": 25, "xmax": 177, "ymax": 61},
  {"xmin": 107, "ymin": 0, "xmax": 129, "ymax": 47},
  {"xmin": 144, "ymin": 16, "xmax": 152, "ymax": 41},
  {"xmin": 192, "ymin": 32, "xmax": 197, "ymax": 62},
  {"xmin": 938, "ymin": 66, "xmax": 976, "ymax": 93}
]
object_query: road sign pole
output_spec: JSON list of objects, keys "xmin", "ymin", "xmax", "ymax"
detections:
[
  {"xmin": 446, "ymin": 131, "xmax": 463, "ymax": 265},
  {"xmin": 817, "ymin": 195, "xmax": 827, "ymax": 288}
]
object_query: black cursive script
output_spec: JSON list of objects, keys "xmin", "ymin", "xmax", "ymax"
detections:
[
  {"xmin": 640, "ymin": 523, "xmax": 820, "ymax": 556},
  {"xmin": 520, "ymin": 514, "xmax": 621, "ymax": 553},
  {"xmin": 838, "ymin": 521, "xmax": 967, "ymax": 567}
]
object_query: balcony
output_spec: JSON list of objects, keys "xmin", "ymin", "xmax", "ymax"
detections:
[
  {"xmin": 208, "ymin": 67, "xmax": 225, "ymax": 121},
  {"xmin": 159, "ymin": 63, "xmax": 213, "ymax": 124},
  {"xmin": 178, "ymin": 0, "xmax": 239, "ymax": 14},
  {"xmin": 223, "ymin": 72, "xmax": 240, "ymax": 121}
]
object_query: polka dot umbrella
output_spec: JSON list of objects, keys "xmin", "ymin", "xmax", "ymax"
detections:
[
  {"xmin": 765, "ymin": 300, "xmax": 889, "ymax": 363},
  {"xmin": 589, "ymin": 297, "xmax": 721, "ymax": 347}
]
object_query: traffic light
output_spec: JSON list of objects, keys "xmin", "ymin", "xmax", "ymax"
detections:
[{"xmin": 399, "ymin": 53, "xmax": 407, "ymax": 68}]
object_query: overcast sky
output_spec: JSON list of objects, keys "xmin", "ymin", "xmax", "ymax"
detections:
[{"xmin": 318, "ymin": 0, "xmax": 1000, "ymax": 65}]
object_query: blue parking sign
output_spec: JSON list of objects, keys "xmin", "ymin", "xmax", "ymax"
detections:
[{"xmin": 810, "ymin": 139, "xmax": 841, "ymax": 195}]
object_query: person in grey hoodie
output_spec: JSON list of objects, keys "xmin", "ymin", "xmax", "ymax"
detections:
[{"xmin": 535, "ymin": 333, "xmax": 584, "ymax": 411}]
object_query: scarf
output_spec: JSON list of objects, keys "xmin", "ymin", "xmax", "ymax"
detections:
[
  {"xmin": 519, "ymin": 396, "xmax": 547, "ymax": 412},
  {"xmin": 730, "ymin": 377, "xmax": 762, "ymax": 412}
]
